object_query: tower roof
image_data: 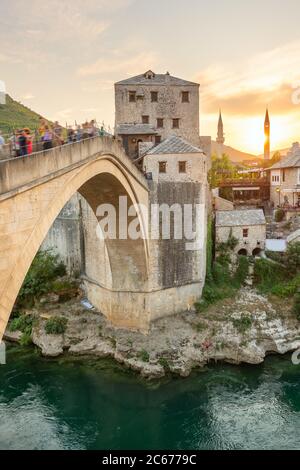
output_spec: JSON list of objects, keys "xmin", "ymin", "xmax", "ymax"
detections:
[
  {"xmin": 146, "ymin": 135, "xmax": 203, "ymax": 155},
  {"xmin": 265, "ymin": 108, "xmax": 270, "ymax": 124},
  {"xmin": 115, "ymin": 71, "xmax": 199, "ymax": 87}
]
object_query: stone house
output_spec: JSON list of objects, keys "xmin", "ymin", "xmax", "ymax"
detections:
[
  {"xmin": 269, "ymin": 142, "xmax": 300, "ymax": 211},
  {"xmin": 143, "ymin": 134, "xmax": 208, "ymax": 306},
  {"xmin": 215, "ymin": 209, "xmax": 266, "ymax": 257},
  {"xmin": 115, "ymin": 70, "xmax": 200, "ymax": 159}
]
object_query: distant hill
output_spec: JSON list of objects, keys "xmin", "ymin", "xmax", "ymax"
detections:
[
  {"xmin": 0, "ymin": 94, "xmax": 47, "ymax": 135},
  {"xmin": 257, "ymin": 148, "xmax": 290, "ymax": 159},
  {"xmin": 211, "ymin": 140, "xmax": 258, "ymax": 164}
]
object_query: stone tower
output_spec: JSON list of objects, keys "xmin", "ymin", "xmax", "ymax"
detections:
[
  {"xmin": 114, "ymin": 70, "xmax": 200, "ymax": 159},
  {"xmin": 264, "ymin": 108, "xmax": 270, "ymax": 160},
  {"xmin": 216, "ymin": 110, "xmax": 225, "ymax": 158}
]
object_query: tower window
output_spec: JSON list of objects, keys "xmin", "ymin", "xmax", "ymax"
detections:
[
  {"xmin": 178, "ymin": 161, "xmax": 186, "ymax": 173},
  {"xmin": 157, "ymin": 118, "xmax": 164, "ymax": 128},
  {"xmin": 151, "ymin": 91, "xmax": 158, "ymax": 102},
  {"xmin": 182, "ymin": 91, "xmax": 189, "ymax": 103},
  {"xmin": 129, "ymin": 91, "xmax": 136, "ymax": 102},
  {"xmin": 142, "ymin": 115, "xmax": 149, "ymax": 124},
  {"xmin": 159, "ymin": 161, "xmax": 167, "ymax": 173},
  {"xmin": 172, "ymin": 118, "xmax": 180, "ymax": 129},
  {"xmin": 243, "ymin": 228, "xmax": 249, "ymax": 238}
]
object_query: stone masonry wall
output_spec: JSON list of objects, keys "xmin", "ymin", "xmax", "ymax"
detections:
[{"xmin": 115, "ymin": 82, "xmax": 200, "ymax": 147}]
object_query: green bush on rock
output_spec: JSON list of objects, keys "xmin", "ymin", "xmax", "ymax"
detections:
[{"xmin": 45, "ymin": 316, "xmax": 68, "ymax": 335}]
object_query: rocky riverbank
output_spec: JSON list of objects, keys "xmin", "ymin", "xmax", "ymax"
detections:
[{"xmin": 4, "ymin": 286, "xmax": 300, "ymax": 379}]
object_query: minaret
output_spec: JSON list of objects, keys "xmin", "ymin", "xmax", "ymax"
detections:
[
  {"xmin": 264, "ymin": 108, "xmax": 270, "ymax": 160},
  {"xmin": 216, "ymin": 110, "xmax": 225, "ymax": 157}
]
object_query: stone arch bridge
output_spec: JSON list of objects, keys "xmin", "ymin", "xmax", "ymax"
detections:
[{"xmin": 0, "ymin": 137, "xmax": 204, "ymax": 340}]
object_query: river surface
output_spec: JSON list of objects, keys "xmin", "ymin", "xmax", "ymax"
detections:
[{"xmin": 0, "ymin": 345, "xmax": 300, "ymax": 450}]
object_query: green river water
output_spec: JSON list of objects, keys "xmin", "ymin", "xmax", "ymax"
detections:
[{"xmin": 0, "ymin": 345, "xmax": 300, "ymax": 450}]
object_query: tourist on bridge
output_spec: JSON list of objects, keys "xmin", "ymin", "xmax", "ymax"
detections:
[
  {"xmin": 19, "ymin": 130, "xmax": 28, "ymax": 156},
  {"xmin": 42, "ymin": 126, "xmax": 53, "ymax": 150},
  {"xmin": 53, "ymin": 121, "xmax": 64, "ymax": 145},
  {"xmin": 0, "ymin": 131, "xmax": 5, "ymax": 156},
  {"xmin": 24, "ymin": 128, "xmax": 33, "ymax": 154}
]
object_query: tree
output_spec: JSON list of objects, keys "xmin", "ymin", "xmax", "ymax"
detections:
[
  {"xmin": 286, "ymin": 242, "xmax": 300, "ymax": 273},
  {"xmin": 209, "ymin": 153, "xmax": 238, "ymax": 188}
]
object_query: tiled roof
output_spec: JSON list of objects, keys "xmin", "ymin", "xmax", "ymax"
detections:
[
  {"xmin": 116, "ymin": 124, "xmax": 157, "ymax": 135},
  {"xmin": 269, "ymin": 142, "xmax": 300, "ymax": 169},
  {"xmin": 115, "ymin": 71, "xmax": 199, "ymax": 87},
  {"xmin": 216, "ymin": 209, "xmax": 266, "ymax": 227},
  {"xmin": 146, "ymin": 135, "xmax": 203, "ymax": 155}
]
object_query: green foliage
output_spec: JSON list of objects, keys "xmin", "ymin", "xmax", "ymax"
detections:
[
  {"xmin": 206, "ymin": 215, "xmax": 213, "ymax": 281},
  {"xmin": 271, "ymin": 275, "xmax": 300, "ymax": 297},
  {"xmin": 196, "ymin": 255, "xmax": 247, "ymax": 312},
  {"xmin": 9, "ymin": 314, "xmax": 36, "ymax": 346},
  {"xmin": 138, "ymin": 350, "xmax": 150, "ymax": 362},
  {"xmin": 232, "ymin": 316, "xmax": 252, "ymax": 334},
  {"xmin": 232, "ymin": 256, "xmax": 249, "ymax": 287},
  {"xmin": 275, "ymin": 208, "xmax": 285, "ymax": 222},
  {"xmin": 17, "ymin": 250, "xmax": 66, "ymax": 307},
  {"xmin": 286, "ymin": 242, "xmax": 300, "ymax": 274},
  {"xmin": 253, "ymin": 259, "xmax": 287, "ymax": 293},
  {"xmin": 292, "ymin": 293, "xmax": 300, "ymax": 320},
  {"xmin": 158, "ymin": 357, "xmax": 170, "ymax": 371},
  {"xmin": 209, "ymin": 153, "xmax": 238, "ymax": 189},
  {"xmin": 254, "ymin": 258, "xmax": 300, "ymax": 298},
  {"xmin": 9, "ymin": 313, "xmax": 35, "ymax": 333},
  {"xmin": 216, "ymin": 229, "xmax": 238, "ymax": 254},
  {"xmin": 45, "ymin": 316, "xmax": 68, "ymax": 335},
  {"xmin": 0, "ymin": 94, "xmax": 46, "ymax": 135}
]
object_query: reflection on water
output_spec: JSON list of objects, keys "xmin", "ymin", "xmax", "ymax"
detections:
[{"xmin": 0, "ymin": 345, "xmax": 300, "ymax": 450}]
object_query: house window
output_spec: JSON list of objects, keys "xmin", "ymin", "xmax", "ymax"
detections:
[
  {"xmin": 151, "ymin": 91, "xmax": 158, "ymax": 102},
  {"xmin": 157, "ymin": 118, "xmax": 164, "ymax": 128},
  {"xmin": 129, "ymin": 91, "xmax": 136, "ymax": 102},
  {"xmin": 243, "ymin": 228, "xmax": 249, "ymax": 238},
  {"xmin": 142, "ymin": 115, "xmax": 149, "ymax": 124},
  {"xmin": 182, "ymin": 91, "xmax": 190, "ymax": 103},
  {"xmin": 172, "ymin": 118, "xmax": 180, "ymax": 129},
  {"xmin": 272, "ymin": 174, "xmax": 280, "ymax": 183},
  {"xmin": 298, "ymin": 168, "xmax": 300, "ymax": 184},
  {"xmin": 159, "ymin": 161, "xmax": 167, "ymax": 173},
  {"xmin": 178, "ymin": 161, "xmax": 186, "ymax": 173},
  {"xmin": 155, "ymin": 136, "xmax": 161, "ymax": 145},
  {"xmin": 282, "ymin": 170, "xmax": 285, "ymax": 182}
]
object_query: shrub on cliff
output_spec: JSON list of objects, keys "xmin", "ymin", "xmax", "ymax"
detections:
[
  {"xmin": 275, "ymin": 208, "xmax": 285, "ymax": 222},
  {"xmin": 17, "ymin": 250, "xmax": 66, "ymax": 307},
  {"xmin": 45, "ymin": 316, "xmax": 68, "ymax": 335},
  {"xmin": 292, "ymin": 293, "xmax": 300, "ymax": 320}
]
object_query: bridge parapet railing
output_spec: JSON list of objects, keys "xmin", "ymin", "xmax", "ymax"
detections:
[{"xmin": 0, "ymin": 136, "xmax": 147, "ymax": 197}]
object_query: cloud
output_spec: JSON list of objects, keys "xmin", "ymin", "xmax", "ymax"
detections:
[
  {"xmin": 78, "ymin": 51, "xmax": 160, "ymax": 77},
  {"xmin": 22, "ymin": 93, "xmax": 35, "ymax": 100},
  {"xmin": 197, "ymin": 40, "xmax": 300, "ymax": 117}
]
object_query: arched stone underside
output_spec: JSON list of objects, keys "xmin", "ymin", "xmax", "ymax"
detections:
[
  {"xmin": 0, "ymin": 139, "xmax": 150, "ymax": 338},
  {"xmin": 0, "ymin": 137, "xmax": 206, "ymax": 340}
]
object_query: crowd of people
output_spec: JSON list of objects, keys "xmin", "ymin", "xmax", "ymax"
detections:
[{"xmin": 0, "ymin": 118, "xmax": 106, "ymax": 158}]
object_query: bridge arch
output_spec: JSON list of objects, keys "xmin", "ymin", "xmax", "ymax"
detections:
[{"xmin": 0, "ymin": 140, "xmax": 150, "ymax": 339}]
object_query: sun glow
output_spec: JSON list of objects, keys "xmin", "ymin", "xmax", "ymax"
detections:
[{"xmin": 223, "ymin": 113, "xmax": 298, "ymax": 155}]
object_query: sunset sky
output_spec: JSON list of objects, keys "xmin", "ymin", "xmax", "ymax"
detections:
[{"xmin": 1, "ymin": 0, "xmax": 300, "ymax": 155}]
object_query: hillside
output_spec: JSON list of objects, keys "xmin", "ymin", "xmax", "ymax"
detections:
[
  {"xmin": 211, "ymin": 140, "xmax": 258, "ymax": 163},
  {"xmin": 0, "ymin": 94, "xmax": 46, "ymax": 135}
]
